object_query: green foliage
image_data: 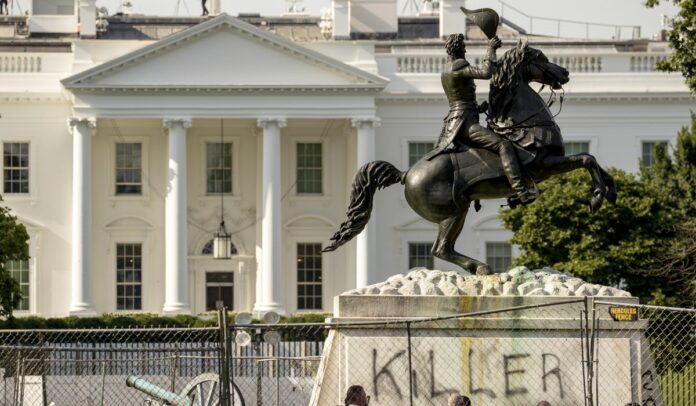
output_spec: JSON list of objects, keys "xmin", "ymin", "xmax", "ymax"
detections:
[
  {"xmin": 500, "ymin": 169, "xmax": 671, "ymax": 301},
  {"xmin": 645, "ymin": 0, "xmax": 696, "ymax": 95},
  {"xmin": 0, "ymin": 195, "xmax": 30, "ymax": 318}
]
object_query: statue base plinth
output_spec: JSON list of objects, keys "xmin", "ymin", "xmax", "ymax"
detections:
[{"xmin": 309, "ymin": 267, "xmax": 658, "ymax": 406}]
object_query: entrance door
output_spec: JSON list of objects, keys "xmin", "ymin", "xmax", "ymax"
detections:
[{"xmin": 205, "ymin": 272, "xmax": 234, "ymax": 311}]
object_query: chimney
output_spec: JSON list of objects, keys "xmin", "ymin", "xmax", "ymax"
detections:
[
  {"xmin": 211, "ymin": 0, "xmax": 222, "ymax": 15},
  {"xmin": 79, "ymin": 0, "xmax": 97, "ymax": 38},
  {"xmin": 439, "ymin": 0, "xmax": 466, "ymax": 38},
  {"xmin": 332, "ymin": 0, "xmax": 350, "ymax": 39}
]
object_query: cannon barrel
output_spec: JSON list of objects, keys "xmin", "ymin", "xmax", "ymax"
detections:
[{"xmin": 126, "ymin": 375, "xmax": 197, "ymax": 406}]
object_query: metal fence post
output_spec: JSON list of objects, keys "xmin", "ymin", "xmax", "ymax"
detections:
[
  {"xmin": 582, "ymin": 296, "xmax": 596, "ymax": 406},
  {"xmin": 218, "ymin": 307, "xmax": 231, "ymax": 406},
  {"xmin": 230, "ymin": 324, "xmax": 236, "ymax": 406},
  {"xmin": 170, "ymin": 351, "xmax": 178, "ymax": 393},
  {"xmin": 406, "ymin": 321, "xmax": 414, "ymax": 406}
]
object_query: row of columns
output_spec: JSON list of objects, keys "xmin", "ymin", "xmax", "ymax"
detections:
[{"xmin": 66, "ymin": 116, "xmax": 380, "ymax": 316}]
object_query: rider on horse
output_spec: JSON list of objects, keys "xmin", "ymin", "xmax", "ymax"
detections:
[{"xmin": 424, "ymin": 33, "xmax": 538, "ymax": 204}]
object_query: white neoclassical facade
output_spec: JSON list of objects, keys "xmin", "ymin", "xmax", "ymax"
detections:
[{"xmin": 1, "ymin": 1, "xmax": 694, "ymax": 317}]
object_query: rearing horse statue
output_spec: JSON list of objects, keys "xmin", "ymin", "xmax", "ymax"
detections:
[{"xmin": 323, "ymin": 40, "xmax": 617, "ymax": 275}]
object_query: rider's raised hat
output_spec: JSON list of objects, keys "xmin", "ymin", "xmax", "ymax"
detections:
[{"xmin": 460, "ymin": 7, "xmax": 500, "ymax": 39}]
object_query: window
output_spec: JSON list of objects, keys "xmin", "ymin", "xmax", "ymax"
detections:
[
  {"xmin": 642, "ymin": 141, "xmax": 668, "ymax": 167},
  {"xmin": 115, "ymin": 143, "xmax": 142, "ymax": 195},
  {"xmin": 7, "ymin": 260, "xmax": 29, "ymax": 311},
  {"xmin": 564, "ymin": 141, "xmax": 590, "ymax": 156},
  {"xmin": 409, "ymin": 242, "xmax": 434, "ymax": 269},
  {"xmin": 297, "ymin": 243, "xmax": 322, "ymax": 310},
  {"xmin": 486, "ymin": 242, "xmax": 512, "ymax": 273},
  {"xmin": 3, "ymin": 142, "xmax": 29, "ymax": 194},
  {"xmin": 206, "ymin": 143, "xmax": 232, "ymax": 194},
  {"xmin": 116, "ymin": 243, "xmax": 142, "ymax": 310},
  {"xmin": 206, "ymin": 272, "xmax": 234, "ymax": 311},
  {"xmin": 408, "ymin": 142, "xmax": 434, "ymax": 166},
  {"xmin": 296, "ymin": 143, "xmax": 322, "ymax": 194}
]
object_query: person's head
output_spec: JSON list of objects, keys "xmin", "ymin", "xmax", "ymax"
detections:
[
  {"xmin": 537, "ymin": 401, "xmax": 551, "ymax": 406},
  {"xmin": 445, "ymin": 33, "xmax": 466, "ymax": 59},
  {"xmin": 448, "ymin": 393, "xmax": 471, "ymax": 406},
  {"xmin": 344, "ymin": 385, "xmax": 369, "ymax": 406}
]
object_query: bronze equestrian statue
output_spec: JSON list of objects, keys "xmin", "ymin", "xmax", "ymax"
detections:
[{"xmin": 324, "ymin": 8, "xmax": 617, "ymax": 275}]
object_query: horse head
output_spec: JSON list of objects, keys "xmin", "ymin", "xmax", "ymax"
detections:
[
  {"xmin": 489, "ymin": 40, "xmax": 570, "ymax": 127},
  {"xmin": 521, "ymin": 43, "xmax": 569, "ymax": 90}
]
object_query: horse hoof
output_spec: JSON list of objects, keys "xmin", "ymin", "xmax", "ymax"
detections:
[
  {"xmin": 476, "ymin": 265, "xmax": 492, "ymax": 275},
  {"xmin": 606, "ymin": 188, "xmax": 618, "ymax": 204},
  {"xmin": 589, "ymin": 197, "xmax": 603, "ymax": 213}
]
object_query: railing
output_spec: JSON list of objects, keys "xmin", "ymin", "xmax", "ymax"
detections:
[
  {"xmin": 630, "ymin": 54, "xmax": 670, "ymax": 72},
  {"xmin": 392, "ymin": 52, "xmax": 671, "ymax": 74},
  {"xmin": 550, "ymin": 55, "xmax": 602, "ymax": 73},
  {"xmin": 0, "ymin": 54, "xmax": 42, "ymax": 73}
]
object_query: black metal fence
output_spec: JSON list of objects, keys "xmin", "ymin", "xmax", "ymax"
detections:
[{"xmin": 0, "ymin": 300, "xmax": 693, "ymax": 405}]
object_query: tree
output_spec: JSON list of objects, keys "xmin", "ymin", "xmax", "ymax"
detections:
[
  {"xmin": 641, "ymin": 113, "xmax": 696, "ymax": 306},
  {"xmin": 0, "ymin": 195, "xmax": 29, "ymax": 318},
  {"xmin": 645, "ymin": 0, "xmax": 696, "ymax": 95},
  {"xmin": 500, "ymin": 169, "xmax": 674, "ymax": 302}
]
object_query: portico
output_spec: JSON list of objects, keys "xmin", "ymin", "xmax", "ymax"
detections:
[{"xmin": 61, "ymin": 14, "xmax": 386, "ymax": 315}]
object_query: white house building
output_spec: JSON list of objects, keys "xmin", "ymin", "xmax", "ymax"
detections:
[{"xmin": 0, "ymin": 0, "xmax": 693, "ymax": 317}]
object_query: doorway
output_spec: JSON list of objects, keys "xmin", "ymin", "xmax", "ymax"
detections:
[{"xmin": 205, "ymin": 271, "xmax": 234, "ymax": 311}]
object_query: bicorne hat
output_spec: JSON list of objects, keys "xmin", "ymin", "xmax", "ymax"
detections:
[{"xmin": 460, "ymin": 7, "xmax": 500, "ymax": 39}]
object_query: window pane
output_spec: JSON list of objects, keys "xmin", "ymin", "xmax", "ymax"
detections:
[
  {"xmin": 564, "ymin": 142, "xmax": 590, "ymax": 156},
  {"xmin": 408, "ymin": 142, "xmax": 434, "ymax": 167},
  {"xmin": 296, "ymin": 143, "xmax": 322, "ymax": 194},
  {"xmin": 7, "ymin": 260, "xmax": 30, "ymax": 311},
  {"xmin": 297, "ymin": 243, "xmax": 322, "ymax": 310},
  {"xmin": 408, "ymin": 242, "xmax": 434, "ymax": 269},
  {"xmin": 116, "ymin": 243, "xmax": 142, "ymax": 310},
  {"xmin": 3, "ymin": 142, "xmax": 29, "ymax": 194},
  {"xmin": 115, "ymin": 143, "xmax": 143, "ymax": 195},
  {"xmin": 206, "ymin": 143, "xmax": 233, "ymax": 194},
  {"xmin": 486, "ymin": 242, "xmax": 512, "ymax": 273},
  {"xmin": 642, "ymin": 141, "xmax": 668, "ymax": 167}
]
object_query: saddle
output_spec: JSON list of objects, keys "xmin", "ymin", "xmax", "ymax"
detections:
[{"xmin": 448, "ymin": 124, "xmax": 561, "ymax": 204}]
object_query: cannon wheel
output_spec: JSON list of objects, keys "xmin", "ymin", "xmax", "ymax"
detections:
[{"xmin": 180, "ymin": 373, "xmax": 245, "ymax": 406}]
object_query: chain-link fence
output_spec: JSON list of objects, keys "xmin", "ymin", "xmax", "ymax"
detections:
[{"xmin": 0, "ymin": 299, "xmax": 694, "ymax": 405}]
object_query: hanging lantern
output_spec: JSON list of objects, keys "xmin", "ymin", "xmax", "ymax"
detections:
[{"xmin": 213, "ymin": 220, "xmax": 232, "ymax": 260}]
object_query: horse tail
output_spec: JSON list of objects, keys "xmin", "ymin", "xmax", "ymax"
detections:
[{"xmin": 323, "ymin": 161, "xmax": 405, "ymax": 252}]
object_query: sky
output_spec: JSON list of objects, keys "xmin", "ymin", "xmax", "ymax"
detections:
[{"xmin": 10, "ymin": 0, "xmax": 681, "ymax": 40}]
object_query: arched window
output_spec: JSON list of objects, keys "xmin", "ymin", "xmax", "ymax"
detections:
[{"xmin": 201, "ymin": 239, "xmax": 238, "ymax": 256}]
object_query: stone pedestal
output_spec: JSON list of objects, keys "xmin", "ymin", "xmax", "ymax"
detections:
[{"xmin": 309, "ymin": 268, "xmax": 661, "ymax": 406}]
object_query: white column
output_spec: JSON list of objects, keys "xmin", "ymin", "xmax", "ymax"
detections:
[
  {"xmin": 68, "ymin": 117, "xmax": 97, "ymax": 316},
  {"xmin": 162, "ymin": 118, "xmax": 192, "ymax": 315},
  {"xmin": 351, "ymin": 117, "xmax": 380, "ymax": 289},
  {"xmin": 254, "ymin": 117, "xmax": 287, "ymax": 315}
]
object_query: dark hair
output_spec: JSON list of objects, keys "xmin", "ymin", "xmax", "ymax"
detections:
[
  {"xmin": 445, "ymin": 33, "xmax": 466, "ymax": 58},
  {"xmin": 344, "ymin": 385, "xmax": 365, "ymax": 405}
]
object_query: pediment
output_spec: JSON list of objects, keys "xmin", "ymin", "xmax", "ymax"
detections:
[
  {"xmin": 395, "ymin": 217, "xmax": 437, "ymax": 231},
  {"xmin": 105, "ymin": 216, "xmax": 153, "ymax": 230},
  {"xmin": 63, "ymin": 14, "xmax": 386, "ymax": 91},
  {"xmin": 473, "ymin": 215, "xmax": 503, "ymax": 230},
  {"xmin": 284, "ymin": 215, "xmax": 336, "ymax": 230}
]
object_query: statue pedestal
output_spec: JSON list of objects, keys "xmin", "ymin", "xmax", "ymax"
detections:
[{"xmin": 309, "ymin": 268, "xmax": 660, "ymax": 406}]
